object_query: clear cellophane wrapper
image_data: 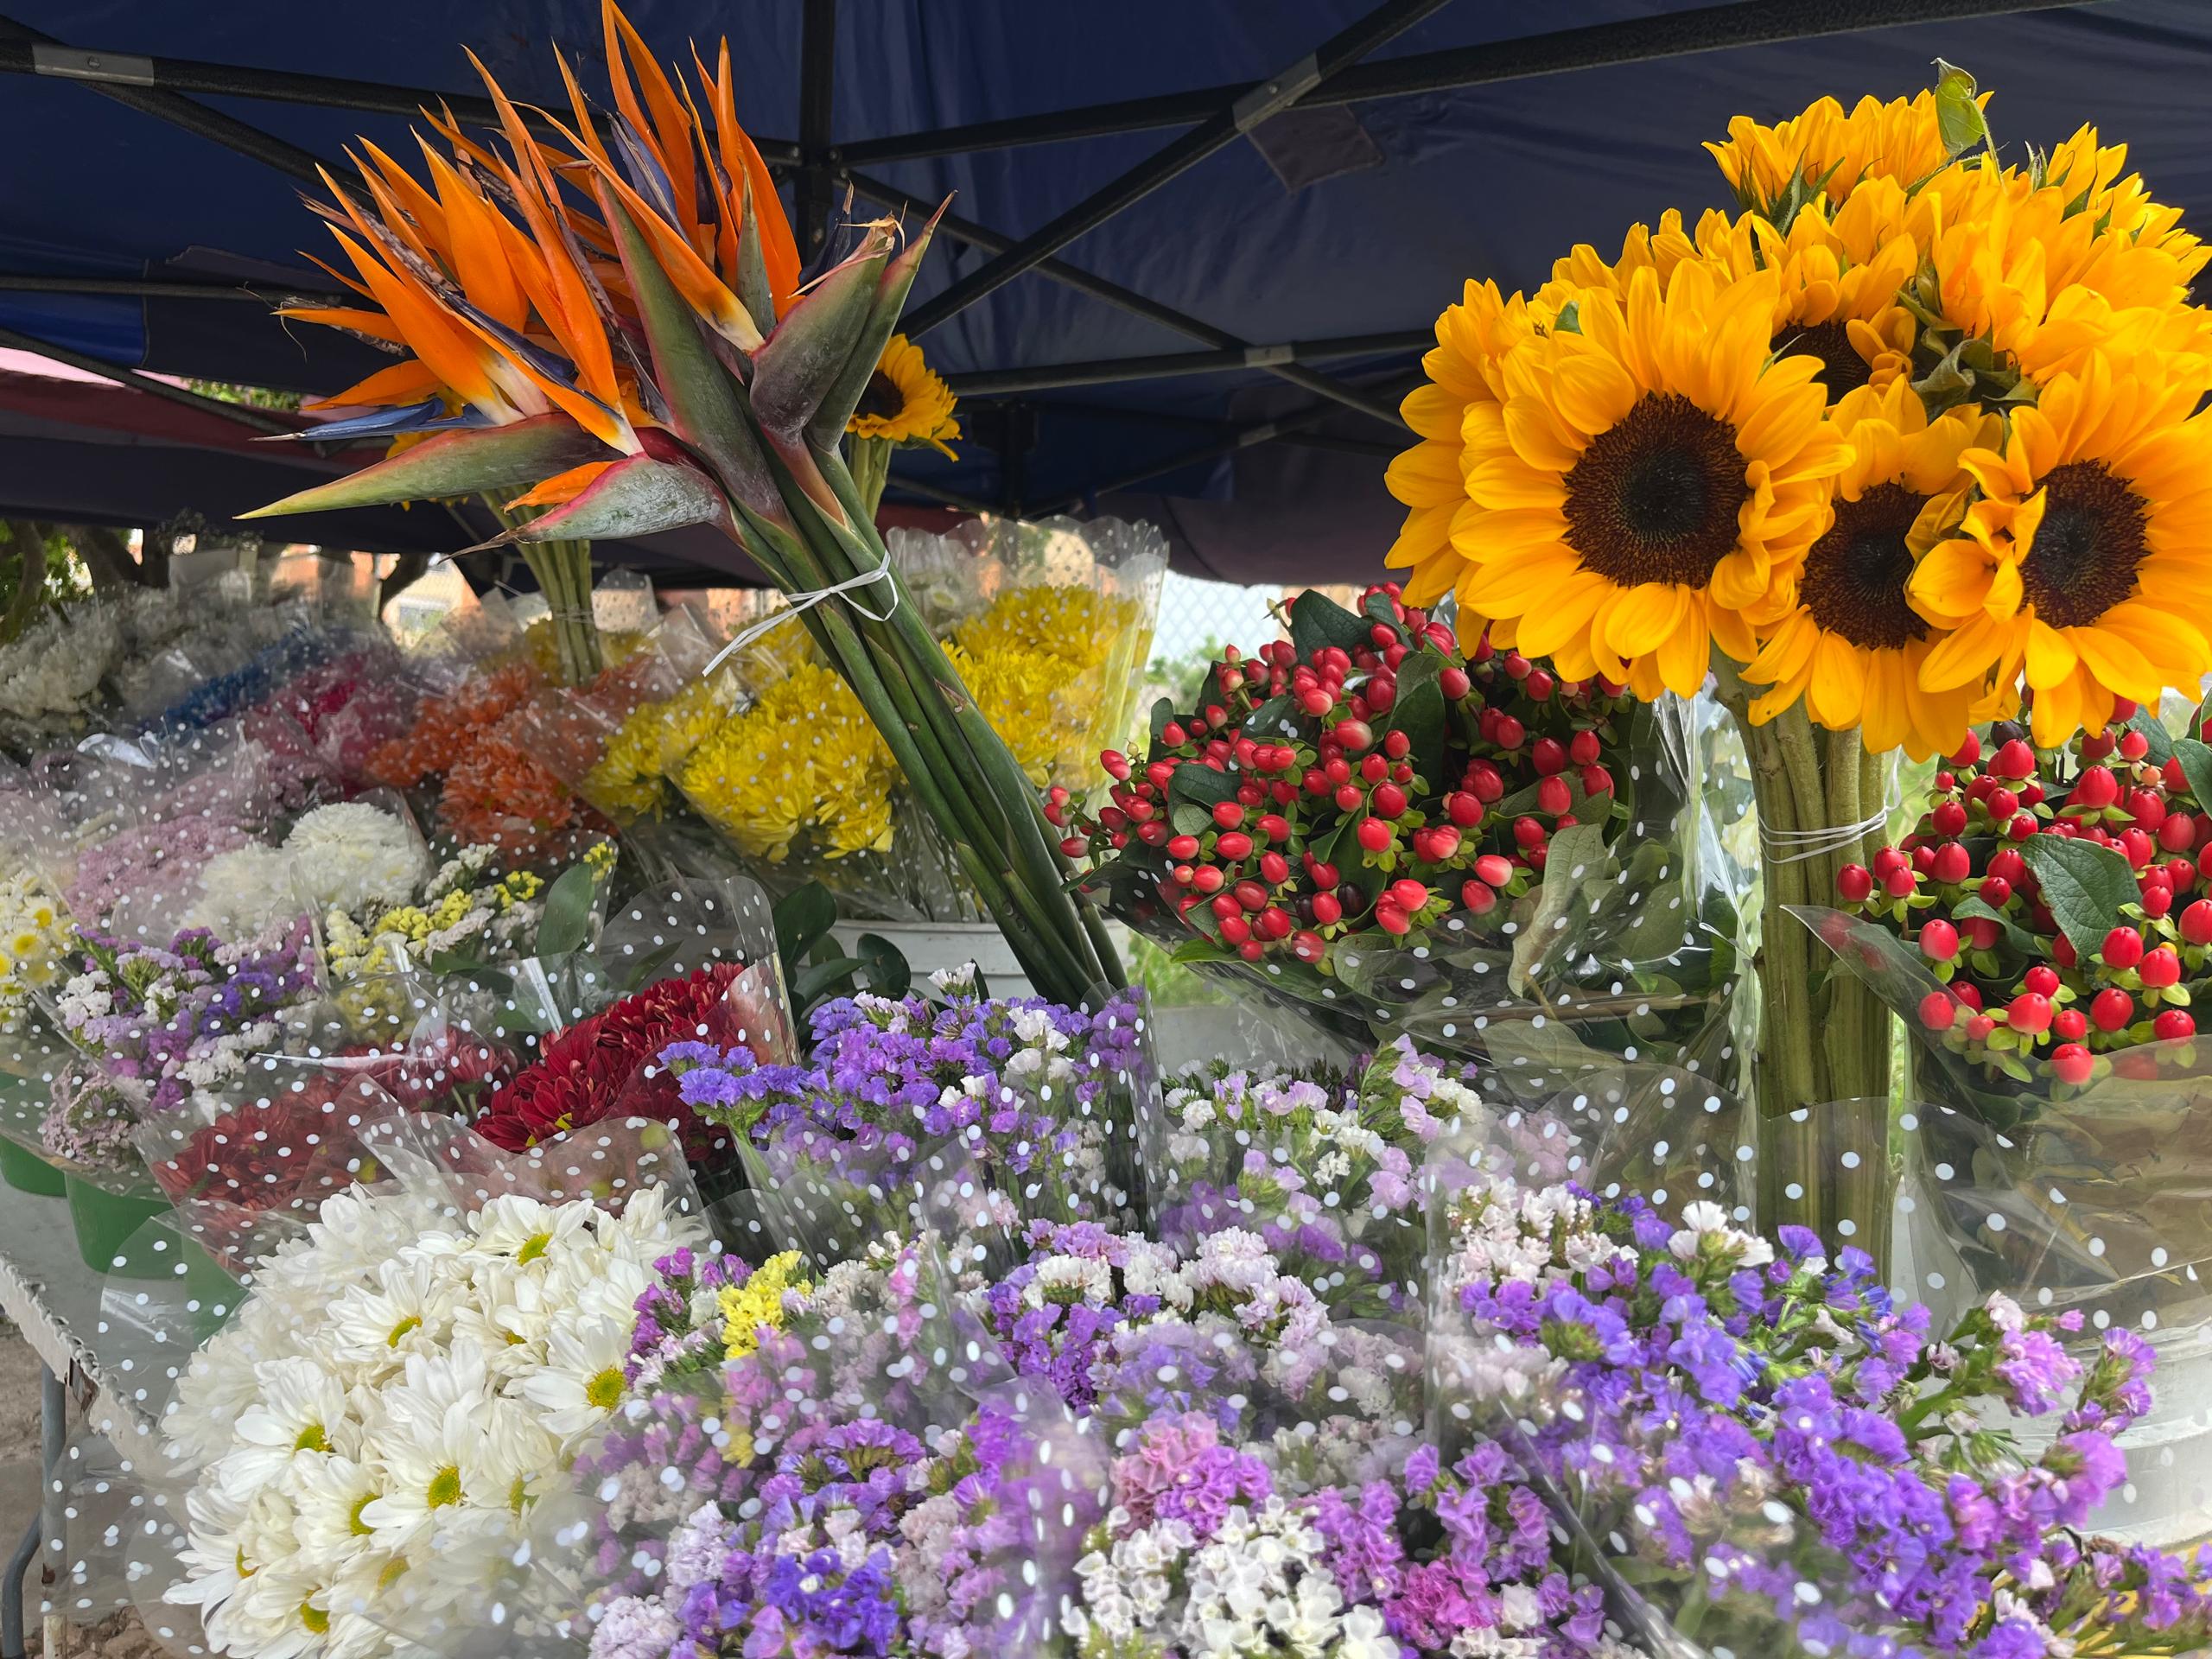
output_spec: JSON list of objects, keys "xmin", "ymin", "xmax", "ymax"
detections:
[
  {"xmin": 1801, "ymin": 903, "xmax": 2212, "ymax": 1344},
  {"xmin": 505, "ymin": 603, "xmax": 738, "ymax": 829}
]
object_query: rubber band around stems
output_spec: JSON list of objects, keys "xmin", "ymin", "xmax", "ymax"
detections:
[
  {"xmin": 701, "ymin": 545, "xmax": 901, "ymax": 676},
  {"xmin": 1758, "ymin": 799, "xmax": 1896, "ymax": 866}
]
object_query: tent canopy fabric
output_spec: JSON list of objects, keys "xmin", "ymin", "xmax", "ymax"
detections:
[{"xmin": 1, "ymin": 0, "xmax": 2207, "ymax": 582}]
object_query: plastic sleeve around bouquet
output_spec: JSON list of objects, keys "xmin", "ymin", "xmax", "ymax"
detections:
[
  {"xmin": 1800, "ymin": 901, "xmax": 2212, "ymax": 1332},
  {"xmin": 505, "ymin": 605, "xmax": 737, "ymax": 828}
]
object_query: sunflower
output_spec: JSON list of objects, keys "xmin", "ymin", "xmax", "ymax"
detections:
[
  {"xmin": 1434, "ymin": 259, "xmax": 1849, "ymax": 699},
  {"xmin": 1740, "ymin": 381, "xmax": 1994, "ymax": 756},
  {"xmin": 1703, "ymin": 183, "xmax": 1922, "ymax": 405},
  {"xmin": 1911, "ymin": 353, "xmax": 2212, "ymax": 744},
  {"xmin": 1383, "ymin": 278, "xmax": 1548, "ymax": 604},
  {"xmin": 1705, "ymin": 91, "xmax": 1974, "ymax": 223},
  {"xmin": 847, "ymin": 334, "xmax": 960, "ymax": 455}
]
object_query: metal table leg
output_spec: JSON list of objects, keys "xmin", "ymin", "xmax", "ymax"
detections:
[
  {"xmin": 1, "ymin": 1364, "xmax": 59, "ymax": 1659},
  {"xmin": 37, "ymin": 1365, "xmax": 62, "ymax": 1659}
]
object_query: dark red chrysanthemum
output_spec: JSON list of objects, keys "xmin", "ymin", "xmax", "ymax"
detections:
[{"xmin": 473, "ymin": 962, "xmax": 747, "ymax": 1166}]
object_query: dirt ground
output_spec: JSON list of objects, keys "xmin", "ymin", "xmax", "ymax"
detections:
[{"xmin": 0, "ymin": 1321, "xmax": 159, "ymax": 1657}]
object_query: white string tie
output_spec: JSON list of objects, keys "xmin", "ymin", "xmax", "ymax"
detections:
[
  {"xmin": 1758, "ymin": 798, "xmax": 1897, "ymax": 866},
  {"xmin": 702, "ymin": 545, "xmax": 901, "ymax": 676}
]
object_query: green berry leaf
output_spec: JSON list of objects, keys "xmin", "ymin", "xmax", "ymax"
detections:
[
  {"xmin": 2018, "ymin": 834, "xmax": 2138, "ymax": 963},
  {"xmin": 1287, "ymin": 590, "xmax": 1373, "ymax": 659},
  {"xmin": 2171, "ymin": 736, "xmax": 2212, "ymax": 813}
]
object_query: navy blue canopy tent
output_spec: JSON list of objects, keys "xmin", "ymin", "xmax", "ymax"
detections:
[{"xmin": 0, "ymin": 0, "xmax": 2206, "ymax": 583}]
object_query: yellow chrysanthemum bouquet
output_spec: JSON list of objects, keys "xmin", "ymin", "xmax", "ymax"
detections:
[
  {"xmin": 1386, "ymin": 67, "xmax": 2212, "ymax": 1249},
  {"xmin": 676, "ymin": 518, "xmax": 1165, "ymax": 921}
]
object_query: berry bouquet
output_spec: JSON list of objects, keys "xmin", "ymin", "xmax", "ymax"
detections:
[
  {"xmin": 1811, "ymin": 708, "xmax": 2212, "ymax": 1335},
  {"xmin": 1066, "ymin": 583, "xmax": 1745, "ymax": 1087}
]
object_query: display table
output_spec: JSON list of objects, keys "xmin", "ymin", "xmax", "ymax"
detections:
[{"xmin": 0, "ymin": 1185, "xmax": 165, "ymax": 1659}]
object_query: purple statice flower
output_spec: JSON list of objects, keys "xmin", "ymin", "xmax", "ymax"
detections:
[
  {"xmin": 1109, "ymin": 1413, "xmax": 1272, "ymax": 1534},
  {"xmin": 1993, "ymin": 1324, "xmax": 2083, "ymax": 1415}
]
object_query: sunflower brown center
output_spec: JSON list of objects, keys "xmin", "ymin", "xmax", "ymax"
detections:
[
  {"xmin": 1774, "ymin": 319, "xmax": 1872, "ymax": 398},
  {"xmin": 1563, "ymin": 394, "xmax": 1750, "ymax": 588},
  {"xmin": 855, "ymin": 369, "xmax": 905, "ymax": 422},
  {"xmin": 1800, "ymin": 483, "xmax": 1929, "ymax": 650},
  {"xmin": 2022, "ymin": 461, "xmax": 2149, "ymax": 627}
]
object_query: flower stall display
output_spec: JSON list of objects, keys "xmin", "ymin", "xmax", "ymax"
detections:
[
  {"xmin": 243, "ymin": 1, "xmax": 1121, "ymax": 1007},
  {"xmin": 1366, "ymin": 72, "xmax": 2212, "ymax": 1246},
  {"xmin": 675, "ymin": 515, "xmax": 1164, "ymax": 926},
  {"xmin": 1065, "ymin": 582, "xmax": 1747, "ymax": 1088}
]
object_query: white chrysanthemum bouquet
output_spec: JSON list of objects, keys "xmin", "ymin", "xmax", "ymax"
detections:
[{"xmin": 161, "ymin": 1173, "xmax": 701, "ymax": 1659}]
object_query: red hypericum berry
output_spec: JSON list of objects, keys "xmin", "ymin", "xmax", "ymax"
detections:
[
  {"xmin": 1931, "ymin": 842, "xmax": 1972, "ymax": 884},
  {"xmin": 2181, "ymin": 899, "xmax": 2212, "ymax": 945},
  {"xmin": 1993, "ymin": 739, "xmax": 2036, "ymax": 779},
  {"xmin": 2120, "ymin": 728, "xmax": 2152, "ymax": 761},
  {"xmin": 1953, "ymin": 982, "xmax": 1985, "ymax": 1011},
  {"xmin": 1168, "ymin": 834, "xmax": 1200, "ymax": 861},
  {"xmin": 1503, "ymin": 651, "xmax": 1531, "ymax": 680},
  {"xmin": 2162, "ymin": 812, "xmax": 2200, "ymax": 853},
  {"xmin": 1885, "ymin": 866, "xmax": 1919, "ymax": 899},
  {"xmin": 1964, "ymin": 917, "xmax": 2003, "ymax": 951},
  {"xmin": 2129, "ymin": 788, "xmax": 2167, "ymax": 832},
  {"xmin": 1492, "ymin": 715, "xmax": 1525, "ymax": 751},
  {"xmin": 1536, "ymin": 776, "xmax": 1573, "ymax": 817},
  {"xmin": 1413, "ymin": 825, "xmax": 1461, "ymax": 862},
  {"xmin": 1445, "ymin": 792, "xmax": 1484, "ymax": 828},
  {"xmin": 2141, "ymin": 944, "xmax": 2183, "ymax": 988},
  {"xmin": 2090, "ymin": 987, "xmax": 2134, "ymax": 1031},
  {"xmin": 1473, "ymin": 854, "xmax": 1515, "ymax": 888},
  {"xmin": 1375, "ymin": 901, "xmax": 1412, "ymax": 936},
  {"xmin": 1216, "ymin": 831, "xmax": 1254, "ymax": 861},
  {"xmin": 1512, "ymin": 816, "xmax": 1548, "ymax": 850},
  {"xmin": 1466, "ymin": 761, "xmax": 1504, "ymax": 803},
  {"xmin": 2073, "ymin": 766, "xmax": 2120, "ymax": 810},
  {"xmin": 1357, "ymin": 817, "xmax": 1394, "ymax": 854},
  {"xmin": 1298, "ymin": 688, "xmax": 1334, "ymax": 717},
  {"xmin": 1935, "ymin": 771, "xmax": 1957, "ymax": 792},
  {"xmin": 2145, "ymin": 885, "xmax": 2176, "ymax": 919},
  {"xmin": 1979, "ymin": 874, "xmax": 2012, "ymax": 907},
  {"xmin": 1872, "ymin": 846, "xmax": 1909, "ymax": 879},
  {"xmin": 1372, "ymin": 783, "xmax": 1408, "ymax": 819},
  {"xmin": 1334, "ymin": 784, "xmax": 1364, "ymax": 814},
  {"xmin": 1334, "ymin": 718, "xmax": 1374, "ymax": 753},
  {"xmin": 1525, "ymin": 669, "xmax": 1555, "ymax": 701},
  {"xmin": 1837, "ymin": 864, "xmax": 1874, "ymax": 903},
  {"xmin": 1102, "ymin": 749, "xmax": 1132, "ymax": 781},
  {"xmin": 1209, "ymin": 801, "xmax": 1242, "ymax": 830},
  {"xmin": 2053, "ymin": 934, "xmax": 2078, "ymax": 968},
  {"xmin": 1231, "ymin": 880, "xmax": 1268, "ymax": 913},
  {"xmin": 2102, "ymin": 925, "xmax": 2145, "ymax": 968},
  {"xmin": 2024, "ymin": 964, "xmax": 2060, "ymax": 997},
  {"xmin": 1388, "ymin": 878, "xmax": 1429, "ymax": 913},
  {"xmin": 1532, "ymin": 737, "xmax": 1567, "ymax": 776},
  {"xmin": 1382, "ymin": 729, "xmax": 1410, "ymax": 760},
  {"xmin": 1580, "ymin": 764, "xmax": 1615, "ymax": 798},
  {"xmin": 1919, "ymin": 989, "xmax": 1959, "ymax": 1030},
  {"xmin": 1360, "ymin": 753, "xmax": 1390, "ymax": 785},
  {"xmin": 2165, "ymin": 755, "xmax": 2191, "ymax": 792},
  {"xmin": 2020, "ymin": 781, "xmax": 2046, "ymax": 809},
  {"xmin": 1966, "ymin": 1014, "xmax": 1997, "ymax": 1042},
  {"xmin": 1950, "ymin": 732, "xmax": 1982, "ymax": 767},
  {"xmin": 1237, "ymin": 939, "xmax": 1266, "ymax": 961},
  {"xmin": 1217, "ymin": 913, "xmax": 1251, "ymax": 945},
  {"xmin": 1985, "ymin": 787, "xmax": 2019, "ymax": 823},
  {"xmin": 2006, "ymin": 991, "xmax": 2053, "ymax": 1034},
  {"xmin": 2051, "ymin": 1043, "xmax": 2095, "ymax": 1085},
  {"xmin": 1931, "ymin": 800, "xmax": 1968, "ymax": 837},
  {"xmin": 1310, "ymin": 861, "xmax": 1341, "ymax": 889},
  {"xmin": 1260, "ymin": 852, "xmax": 1291, "ymax": 886},
  {"xmin": 1369, "ymin": 678, "xmax": 1398, "ymax": 714},
  {"xmin": 1919, "ymin": 918, "xmax": 1960, "ymax": 962},
  {"xmin": 1189, "ymin": 864, "xmax": 1224, "ymax": 894},
  {"xmin": 1292, "ymin": 930, "xmax": 1326, "ymax": 963},
  {"xmin": 1259, "ymin": 906, "xmax": 1295, "ymax": 941},
  {"xmin": 1569, "ymin": 730, "xmax": 1603, "ymax": 766},
  {"xmin": 2010, "ymin": 812, "xmax": 2038, "ymax": 842},
  {"xmin": 1911, "ymin": 844, "xmax": 1936, "ymax": 874},
  {"xmin": 2168, "ymin": 855, "xmax": 2198, "ymax": 892},
  {"xmin": 1311, "ymin": 892, "xmax": 1344, "ymax": 925},
  {"xmin": 1160, "ymin": 721, "xmax": 1190, "ymax": 747},
  {"xmin": 2158, "ymin": 1008, "xmax": 2198, "ymax": 1040},
  {"xmin": 1461, "ymin": 879, "xmax": 1497, "ymax": 914},
  {"xmin": 1210, "ymin": 893, "xmax": 1242, "ymax": 922},
  {"xmin": 2053, "ymin": 1007, "xmax": 2088, "ymax": 1041},
  {"xmin": 2119, "ymin": 828, "xmax": 2155, "ymax": 868},
  {"xmin": 1440, "ymin": 667, "xmax": 1471, "ymax": 700},
  {"xmin": 1987, "ymin": 849, "xmax": 2025, "ymax": 885}
]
